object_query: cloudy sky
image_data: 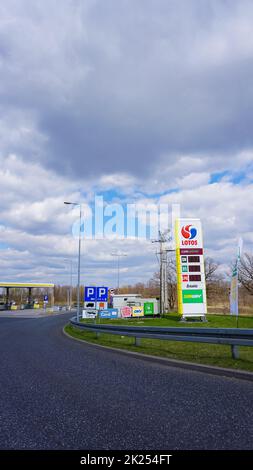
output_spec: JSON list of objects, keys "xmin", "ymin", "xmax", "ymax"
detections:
[{"xmin": 1, "ymin": 0, "xmax": 253, "ymax": 287}]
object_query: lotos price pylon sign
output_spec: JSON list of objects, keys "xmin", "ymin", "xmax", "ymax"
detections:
[{"xmin": 175, "ymin": 218, "xmax": 207, "ymax": 319}]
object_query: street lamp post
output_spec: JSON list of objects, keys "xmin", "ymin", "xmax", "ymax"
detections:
[
  {"xmin": 64, "ymin": 202, "xmax": 82, "ymax": 322},
  {"xmin": 70, "ymin": 258, "xmax": 73, "ymax": 310},
  {"xmin": 111, "ymin": 252, "xmax": 127, "ymax": 294}
]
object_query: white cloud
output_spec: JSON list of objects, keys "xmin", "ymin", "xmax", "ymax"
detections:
[
  {"xmin": 1, "ymin": 1, "xmax": 253, "ymax": 285},
  {"xmin": 176, "ymin": 172, "xmax": 210, "ymax": 189},
  {"xmin": 0, "ymin": 150, "xmax": 253, "ymax": 285}
]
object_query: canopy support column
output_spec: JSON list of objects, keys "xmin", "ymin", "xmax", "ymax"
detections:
[{"xmin": 28, "ymin": 287, "xmax": 32, "ymax": 307}]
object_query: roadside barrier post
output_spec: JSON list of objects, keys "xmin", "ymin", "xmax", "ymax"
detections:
[{"xmin": 231, "ymin": 345, "xmax": 239, "ymax": 359}]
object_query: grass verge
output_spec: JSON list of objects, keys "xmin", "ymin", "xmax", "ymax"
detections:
[
  {"xmin": 85, "ymin": 314, "xmax": 253, "ymax": 329},
  {"xmin": 65, "ymin": 317, "xmax": 253, "ymax": 373}
]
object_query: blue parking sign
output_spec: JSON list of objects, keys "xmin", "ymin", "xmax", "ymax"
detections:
[
  {"xmin": 84, "ymin": 286, "xmax": 108, "ymax": 302},
  {"xmin": 85, "ymin": 287, "xmax": 97, "ymax": 301},
  {"xmin": 96, "ymin": 287, "xmax": 108, "ymax": 301}
]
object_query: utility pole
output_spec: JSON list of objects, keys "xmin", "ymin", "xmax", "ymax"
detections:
[{"xmin": 152, "ymin": 230, "xmax": 173, "ymax": 316}]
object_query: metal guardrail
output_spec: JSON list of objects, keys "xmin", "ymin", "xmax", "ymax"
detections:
[{"xmin": 70, "ymin": 317, "xmax": 253, "ymax": 359}]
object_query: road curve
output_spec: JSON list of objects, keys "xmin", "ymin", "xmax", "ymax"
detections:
[{"xmin": 0, "ymin": 314, "xmax": 252, "ymax": 450}]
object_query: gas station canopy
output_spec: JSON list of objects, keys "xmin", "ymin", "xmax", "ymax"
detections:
[
  {"xmin": 0, "ymin": 282, "xmax": 54, "ymax": 288},
  {"xmin": 0, "ymin": 282, "xmax": 55, "ymax": 310}
]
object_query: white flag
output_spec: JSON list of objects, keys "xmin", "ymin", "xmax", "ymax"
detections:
[{"xmin": 230, "ymin": 238, "xmax": 243, "ymax": 316}]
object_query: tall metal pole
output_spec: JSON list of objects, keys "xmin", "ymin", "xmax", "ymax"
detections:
[
  {"xmin": 164, "ymin": 250, "xmax": 168, "ymax": 313},
  {"xmin": 111, "ymin": 252, "xmax": 127, "ymax": 295},
  {"xmin": 64, "ymin": 258, "xmax": 73, "ymax": 310},
  {"xmin": 70, "ymin": 259, "xmax": 72, "ymax": 310},
  {"xmin": 64, "ymin": 201, "xmax": 83, "ymax": 321},
  {"xmin": 77, "ymin": 205, "xmax": 82, "ymax": 321},
  {"xmin": 159, "ymin": 240, "xmax": 163, "ymax": 316},
  {"xmin": 117, "ymin": 255, "xmax": 120, "ymax": 293}
]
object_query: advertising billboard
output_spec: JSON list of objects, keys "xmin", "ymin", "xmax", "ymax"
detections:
[
  {"xmin": 120, "ymin": 306, "xmax": 132, "ymax": 318},
  {"xmin": 175, "ymin": 218, "xmax": 207, "ymax": 319},
  {"xmin": 144, "ymin": 302, "xmax": 154, "ymax": 315},
  {"xmin": 182, "ymin": 289, "xmax": 204, "ymax": 303},
  {"xmin": 99, "ymin": 309, "xmax": 118, "ymax": 319},
  {"xmin": 132, "ymin": 306, "xmax": 144, "ymax": 317}
]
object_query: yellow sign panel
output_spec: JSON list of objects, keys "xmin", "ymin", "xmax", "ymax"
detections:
[
  {"xmin": 132, "ymin": 306, "xmax": 144, "ymax": 317},
  {"xmin": 175, "ymin": 219, "xmax": 183, "ymax": 315}
]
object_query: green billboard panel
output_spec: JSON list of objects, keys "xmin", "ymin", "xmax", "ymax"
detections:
[
  {"xmin": 182, "ymin": 265, "xmax": 188, "ymax": 272},
  {"xmin": 144, "ymin": 302, "xmax": 154, "ymax": 315},
  {"xmin": 182, "ymin": 290, "xmax": 203, "ymax": 303}
]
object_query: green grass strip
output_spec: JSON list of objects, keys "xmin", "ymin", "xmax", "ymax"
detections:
[{"xmin": 65, "ymin": 314, "xmax": 253, "ymax": 372}]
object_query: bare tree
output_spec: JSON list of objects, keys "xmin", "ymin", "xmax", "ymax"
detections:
[
  {"xmin": 204, "ymin": 257, "xmax": 222, "ymax": 299},
  {"xmin": 204, "ymin": 257, "xmax": 220, "ymax": 283},
  {"xmin": 147, "ymin": 273, "xmax": 160, "ymax": 297},
  {"xmin": 238, "ymin": 253, "xmax": 253, "ymax": 295},
  {"xmin": 150, "ymin": 258, "xmax": 177, "ymax": 310}
]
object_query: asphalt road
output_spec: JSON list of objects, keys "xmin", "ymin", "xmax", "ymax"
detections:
[{"xmin": 0, "ymin": 314, "xmax": 252, "ymax": 450}]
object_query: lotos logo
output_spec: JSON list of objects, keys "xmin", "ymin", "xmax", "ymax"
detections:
[
  {"xmin": 181, "ymin": 225, "xmax": 198, "ymax": 246},
  {"xmin": 181, "ymin": 225, "xmax": 197, "ymax": 239}
]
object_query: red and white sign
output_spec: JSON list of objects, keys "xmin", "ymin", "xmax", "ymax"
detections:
[
  {"xmin": 179, "ymin": 220, "xmax": 203, "ymax": 248},
  {"xmin": 182, "ymin": 274, "xmax": 189, "ymax": 282}
]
